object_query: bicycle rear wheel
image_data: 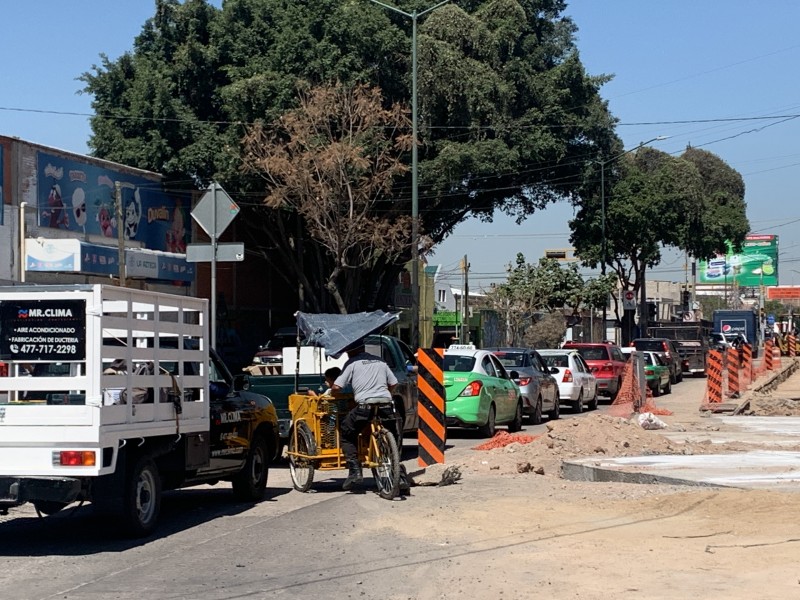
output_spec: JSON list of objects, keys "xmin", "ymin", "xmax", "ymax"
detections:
[
  {"xmin": 289, "ymin": 421, "xmax": 316, "ymax": 492},
  {"xmin": 371, "ymin": 428, "xmax": 400, "ymax": 500}
]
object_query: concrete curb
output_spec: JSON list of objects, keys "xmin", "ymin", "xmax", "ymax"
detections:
[
  {"xmin": 561, "ymin": 461, "xmax": 728, "ymax": 488},
  {"xmin": 734, "ymin": 357, "xmax": 800, "ymax": 413}
]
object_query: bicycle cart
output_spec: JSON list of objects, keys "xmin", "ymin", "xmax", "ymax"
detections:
[
  {"xmin": 285, "ymin": 310, "xmax": 404, "ymax": 499},
  {"xmin": 287, "ymin": 392, "xmax": 400, "ymax": 498}
]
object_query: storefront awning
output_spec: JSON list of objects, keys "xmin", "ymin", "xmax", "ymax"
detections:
[{"xmin": 24, "ymin": 238, "xmax": 195, "ymax": 283}]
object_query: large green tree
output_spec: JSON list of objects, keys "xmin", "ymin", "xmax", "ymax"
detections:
[
  {"xmin": 570, "ymin": 146, "xmax": 749, "ymax": 338},
  {"xmin": 81, "ymin": 0, "xmax": 617, "ymax": 312}
]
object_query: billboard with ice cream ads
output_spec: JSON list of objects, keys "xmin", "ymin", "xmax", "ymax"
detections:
[{"xmin": 697, "ymin": 234, "xmax": 778, "ymax": 286}]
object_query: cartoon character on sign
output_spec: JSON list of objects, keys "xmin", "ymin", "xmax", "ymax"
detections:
[
  {"xmin": 71, "ymin": 188, "xmax": 87, "ymax": 231},
  {"xmin": 124, "ymin": 188, "xmax": 142, "ymax": 240},
  {"xmin": 46, "ymin": 184, "xmax": 69, "ymax": 229},
  {"xmin": 166, "ymin": 199, "xmax": 187, "ymax": 253},
  {"xmin": 97, "ymin": 204, "xmax": 114, "ymax": 237}
]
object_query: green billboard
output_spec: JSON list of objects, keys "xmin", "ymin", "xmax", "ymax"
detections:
[{"xmin": 697, "ymin": 234, "xmax": 778, "ymax": 286}]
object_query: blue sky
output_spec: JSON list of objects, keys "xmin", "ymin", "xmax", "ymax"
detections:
[{"xmin": 2, "ymin": 1, "xmax": 800, "ymax": 289}]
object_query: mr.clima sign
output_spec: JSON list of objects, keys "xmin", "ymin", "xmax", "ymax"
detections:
[{"xmin": 0, "ymin": 299, "xmax": 86, "ymax": 361}]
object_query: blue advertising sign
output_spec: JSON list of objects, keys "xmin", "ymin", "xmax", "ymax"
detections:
[
  {"xmin": 0, "ymin": 144, "xmax": 4, "ymax": 226},
  {"xmin": 37, "ymin": 152, "xmax": 190, "ymax": 253},
  {"xmin": 24, "ymin": 239, "xmax": 195, "ymax": 282}
]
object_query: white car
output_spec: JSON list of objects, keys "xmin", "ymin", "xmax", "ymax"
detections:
[{"xmin": 538, "ymin": 349, "xmax": 599, "ymax": 413}]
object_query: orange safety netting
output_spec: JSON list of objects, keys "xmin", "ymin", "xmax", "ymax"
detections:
[
  {"xmin": 472, "ymin": 431, "xmax": 539, "ymax": 450},
  {"xmin": 607, "ymin": 362, "xmax": 640, "ymax": 417},
  {"xmin": 607, "ymin": 361, "xmax": 673, "ymax": 417},
  {"xmin": 639, "ymin": 398, "xmax": 673, "ymax": 416}
]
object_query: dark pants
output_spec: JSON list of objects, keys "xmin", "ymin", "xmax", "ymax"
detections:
[{"xmin": 340, "ymin": 403, "xmax": 399, "ymax": 462}]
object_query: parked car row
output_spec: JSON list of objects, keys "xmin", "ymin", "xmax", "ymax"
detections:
[
  {"xmin": 305, "ymin": 337, "xmax": 685, "ymax": 442},
  {"xmin": 442, "ymin": 344, "xmax": 601, "ymax": 438}
]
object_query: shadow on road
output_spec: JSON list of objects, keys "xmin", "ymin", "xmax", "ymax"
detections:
[{"xmin": 0, "ymin": 481, "xmax": 292, "ymax": 557}]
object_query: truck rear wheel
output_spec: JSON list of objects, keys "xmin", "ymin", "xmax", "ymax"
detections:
[
  {"xmin": 122, "ymin": 457, "xmax": 161, "ymax": 537},
  {"xmin": 232, "ymin": 434, "xmax": 269, "ymax": 501}
]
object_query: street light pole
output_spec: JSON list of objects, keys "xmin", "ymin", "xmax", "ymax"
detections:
[
  {"xmin": 598, "ymin": 136, "xmax": 669, "ymax": 340},
  {"xmin": 370, "ymin": 0, "xmax": 450, "ymax": 351}
]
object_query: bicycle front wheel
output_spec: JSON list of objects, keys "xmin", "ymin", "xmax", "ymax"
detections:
[
  {"xmin": 289, "ymin": 420, "xmax": 316, "ymax": 492},
  {"xmin": 371, "ymin": 428, "xmax": 400, "ymax": 500}
]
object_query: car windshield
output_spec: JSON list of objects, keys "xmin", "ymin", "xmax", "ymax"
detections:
[
  {"xmin": 541, "ymin": 354, "xmax": 569, "ymax": 368},
  {"xmin": 634, "ymin": 340, "xmax": 666, "ymax": 352},
  {"xmin": 573, "ymin": 347, "xmax": 607, "ymax": 361},
  {"xmin": 444, "ymin": 355, "xmax": 476, "ymax": 372},
  {"xmin": 492, "ymin": 352, "xmax": 525, "ymax": 368},
  {"xmin": 261, "ymin": 334, "xmax": 298, "ymax": 351}
]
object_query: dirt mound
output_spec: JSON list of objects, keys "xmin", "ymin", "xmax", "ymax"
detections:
[
  {"xmin": 745, "ymin": 395, "xmax": 800, "ymax": 416},
  {"xmin": 454, "ymin": 413, "xmax": 758, "ymax": 477}
]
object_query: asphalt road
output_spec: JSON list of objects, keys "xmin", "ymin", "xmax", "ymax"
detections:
[{"xmin": 0, "ymin": 378, "xmax": 706, "ymax": 600}]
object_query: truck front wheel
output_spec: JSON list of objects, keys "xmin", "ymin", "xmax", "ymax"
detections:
[
  {"xmin": 122, "ymin": 457, "xmax": 161, "ymax": 537},
  {"xmin": 232, "ymin": 434, "xmax": 269, "ymax": 501}
]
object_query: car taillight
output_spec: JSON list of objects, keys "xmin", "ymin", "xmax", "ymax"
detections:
[
  {"xmin": 54, "ymin": 451, "xmax": 96, "ymax": 466},
  {"xmin": 518, "ymin": 377, "xmax": 532, "ymax": 386},
  {"xmin": 562, "ymin": 369, "xmax": 573, "ymax": 383},
  {"xmin": 662, "ymin": 342, "xmax": 671, "ymax": 359},
  {"xmin": 645, "ymin": 368, "xmax": 654, "ymax": 376},
  {"xmin": 459, "ymin": 381, "xmax": 483, "ymax": 397}
]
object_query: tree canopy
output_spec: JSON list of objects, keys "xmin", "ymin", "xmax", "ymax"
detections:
[
  {"xmin": 569, "ymin": 146, "xmax": 749, "ymax": 330},
  {"xmin": 240, "ymin": 83, "xmax": 413, "ymax": 313},
  {"xmin": 484, "ymin": 253, "xmax": 616, "ymax": 345},
  {"xmin": 80, "ymin": 0, "xmax": 618, "ymax": 312}
]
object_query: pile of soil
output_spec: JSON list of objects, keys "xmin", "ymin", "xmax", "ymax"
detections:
[
  {"xmin": 452, "ymin": 413, "xmax": 765, "ymax": 477},
  {"xmin": 745, "ymin": 394, "xmax": 800, "ymax": 416}
]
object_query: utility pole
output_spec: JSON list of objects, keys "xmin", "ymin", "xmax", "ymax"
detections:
[
  {"xmin": 461, "ymin": 255, "xmax": 469, "ymax": 344},
  {"xmin": 115, "ymin": 181, "xmax": 126, "ymax": 287},
  {"xmin": 369, "ymin": 0, "xmax": 451, "ymax": 351}
]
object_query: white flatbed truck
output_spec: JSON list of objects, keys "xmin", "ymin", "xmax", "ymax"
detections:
[{"xmin": 0, "ymin": 284, "xmax": 279, "ymax": 536}]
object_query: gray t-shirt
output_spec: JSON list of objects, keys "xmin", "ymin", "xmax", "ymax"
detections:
[{"xmin": 334, "ymin": 351, "xmax": 397, "ymax": 404}]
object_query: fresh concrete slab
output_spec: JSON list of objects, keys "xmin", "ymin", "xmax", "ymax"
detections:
[{"xmin": 563, "ymin": 450, "xmax": 800, "ymax": 491}]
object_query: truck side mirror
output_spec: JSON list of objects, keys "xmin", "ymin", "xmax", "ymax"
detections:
[{"xmin": 233, "ymin": 373, "xmax": 250, "ymax": 392}]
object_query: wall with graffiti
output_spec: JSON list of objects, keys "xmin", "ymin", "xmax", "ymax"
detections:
[{"xmin": 37, "ymin": 151, "xmax": 189, "ymax": 253}]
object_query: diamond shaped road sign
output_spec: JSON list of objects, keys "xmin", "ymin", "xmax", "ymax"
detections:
[{"xmin": 191, "ymin": 183, "xmax": 240, "ymax": 239}]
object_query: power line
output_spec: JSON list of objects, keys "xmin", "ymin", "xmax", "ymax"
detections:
[{"xmin": 5, "ymin": 103, "xmax": 800, "ymax": 130}]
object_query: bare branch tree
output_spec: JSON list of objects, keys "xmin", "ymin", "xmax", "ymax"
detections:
[{"xmin": 242, "ymin": 83, "xmax": 413, "ymax": 313}]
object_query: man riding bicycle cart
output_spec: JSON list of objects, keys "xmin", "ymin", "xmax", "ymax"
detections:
[{"xmin": 286, "ymin": 311, "xmax": 403, "ymax": 499}]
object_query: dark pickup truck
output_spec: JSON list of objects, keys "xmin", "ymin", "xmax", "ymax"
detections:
[
  {"xmin": 247, "ymin": 334, "xmax": 419, "ymax": 447},
  {"xmin": 647, "ymin": 322, "xmax": 712, "ymax": 376}
]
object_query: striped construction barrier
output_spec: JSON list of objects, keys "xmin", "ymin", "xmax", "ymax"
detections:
[
  {"xmin": 417, "ymin": 348, "xmax": 445, "ymax": 467},
  {"xmin": 764, "ymin": 339, "xmax": 774, "ymax": 371},
  {"xmin": 705, "ymin": 349, "xmax": 723, "ymax": 404},
  {"xmin": 742, "ymin": 343, "xmax": 754, "ymax": 385},
  {"xmin": 789, "ymin": 335, "xmax": 797, "ymax": 358},
  {"xmin": 726, "ymin": 347, "xmax": 740, "ymax": 398}
]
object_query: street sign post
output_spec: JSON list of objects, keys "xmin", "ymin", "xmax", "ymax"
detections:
[
  {"xmin": 186, "ymin": 243, "xmax": 245, "ymax": 263},
  {"xmin": 190, "ymin": 183, "xmax": 241, "ymax": 349},
  {"xmin": 622, "ymin": 290, "xmax": 637, "ymax": 311}
]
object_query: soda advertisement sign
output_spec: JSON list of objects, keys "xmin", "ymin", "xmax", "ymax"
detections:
[{"xmin": 697, "ymin": 234, "xmax": 778, "ymax": 286}]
